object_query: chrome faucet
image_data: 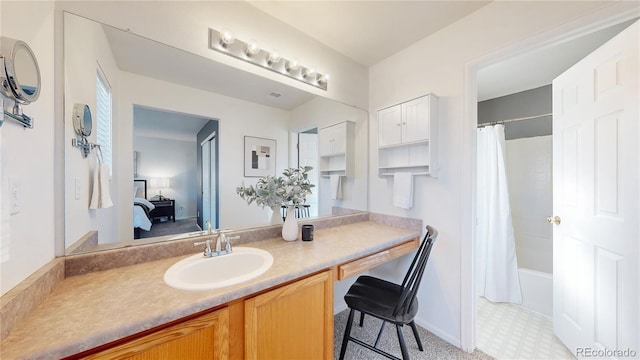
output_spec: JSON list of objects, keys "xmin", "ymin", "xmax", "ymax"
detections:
[
  {"xmin": 217, "ymin": 230, "xmax": 239, "ymax": 254},
  {"xmin": 193, "ymin": 222, "xmax": 238, "ymax": 258}
]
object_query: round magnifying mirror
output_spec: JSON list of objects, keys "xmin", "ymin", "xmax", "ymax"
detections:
[
  {"xmin": 0, "ymin": 37, "xmax": 41, "ymax": 104},
  {"xmin": 73, "ymin": 103, "xmax": 92, "ymax": 137}
]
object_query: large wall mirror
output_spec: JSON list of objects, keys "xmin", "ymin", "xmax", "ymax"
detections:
[{"xmin": 63, "ymin": 12, "xmax": 369, "ymax": 255}]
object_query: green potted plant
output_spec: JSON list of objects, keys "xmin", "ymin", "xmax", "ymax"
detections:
[{"xmin": 236, "ymin": 166, "xmax": 314, "ymax": 240}]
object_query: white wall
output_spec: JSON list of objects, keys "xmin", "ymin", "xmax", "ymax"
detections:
[
  {"xmin": 368, "ymin": 1, "xmax": 637, "ymax": 347},
  {"xmin": 134, "ymin": 136, "xmax": 198, "ymax": 220},
  {"xmin": 64, "ymin": 13, "xmax": 120, "ymax": 248},
  {"xmin": 290, "ymin": 97, "xmax": 368, "ymax": 215},
  {"xmin": 0, "ymin": 1, "xmax": 55, "ymax": 296}
]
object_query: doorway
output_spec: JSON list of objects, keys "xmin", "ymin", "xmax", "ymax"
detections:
[
  {"xmin": 474, "ymin": 86, "xmax": 566, "ymax": 359},
  {"xmin": 133, "ymin": 105, "xmax": 214, "ymax": 238},
  {"xmin": 466, "ymin": 17, "xmax": 638, "ymax": 357},
  {"xmin": 297, "ymin": 128, "xmax": 319, "ymax": 218},
  {"xmin": 201, "ymin": 132, "xmax": 217, "ymax": 229},
  {"xmin": 197, "ymin": 121, "xmax": 219, "ymax": 230}
]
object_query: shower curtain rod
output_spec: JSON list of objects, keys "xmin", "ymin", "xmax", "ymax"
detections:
[{"xmin": 477, "ymin": 112, "xmax": 552, "ymax": 127}]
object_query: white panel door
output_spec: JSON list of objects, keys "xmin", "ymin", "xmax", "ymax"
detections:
[
  {"xmin": 552, "ymin": 21, "xmax": 638, "ymax": 356},
  {"xmin": 201, "ymin": 134, "xmax": 217, "ymax": 229},
  {"xmin": 298, "ymin": 132, "xmax": 318, "ymax": 217},
  {"xmin": 201, "ymin": 140, "xmax": 211, "ymax": 228}
]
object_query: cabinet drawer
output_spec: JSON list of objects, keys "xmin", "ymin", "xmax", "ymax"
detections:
[{"xmin": 337, "ymin": 238, "xmax": 419, "ymax": 280}]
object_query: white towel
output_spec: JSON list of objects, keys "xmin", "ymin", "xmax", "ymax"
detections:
[
  {"xmin": 330, "ymin": 174, "xmax": 342, "ymax": 200},
  {"xmin": 393, "ymin": 172, "xmax": 413, "ymax": 209},
  {"xmin": 89, "ymin": 163, "xmax": 114, "ymax": 209}
]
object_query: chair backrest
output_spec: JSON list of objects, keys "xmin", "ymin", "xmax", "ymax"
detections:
[{"xmin": 393, "ymin": 225, "xmax": 438, "ymax": 317}]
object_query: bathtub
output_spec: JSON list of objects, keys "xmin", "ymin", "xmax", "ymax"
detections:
[{"xmin": 518, "ymin": 268, "xmax": 553, "ymax": 317}]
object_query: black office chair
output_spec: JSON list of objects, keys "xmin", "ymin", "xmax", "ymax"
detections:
[{"xmin": 338, "ymin": 225, "xmax": 438, "ymax": 360}]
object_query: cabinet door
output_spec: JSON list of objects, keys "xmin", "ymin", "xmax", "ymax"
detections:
[
  {"xmin": 82, "ymin": 308, "xmax": 229, "ymax": 360},
  {"xmin": 318, "ymin": 126, "xmax": 334, "ymax": 156},
  {"xmin": 330, "ymin": 122, "xmax": 347, "ymax": 154},
  {"xmin": 245, "ymin": 271, "xmax": 333, "ymax": 360},
  {"xmin": 402, "ymin": 96, "xmax": 430, "ymax": 143},
  {"xmin": 378, "ymin": 104, "xmax": 402, "ymax": 147}
]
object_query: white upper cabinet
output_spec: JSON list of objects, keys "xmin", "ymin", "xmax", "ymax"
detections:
[
  {"xmin": 319, "ymin": 121, "xmax": 348, "ymax": 156},
  {"xmin": 378, "ymin": 95, "xmax": 433, "ymax": 147},
  {"xmin": 377, "ymin": 94, "xmax": 438, "ymax": 177},
  {"xmin": 318, "ymin": 121, "xmax": 355, "ymax": 177}
]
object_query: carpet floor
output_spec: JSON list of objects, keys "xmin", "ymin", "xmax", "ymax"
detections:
[
  {"xmin": 139, "ymin": 218, "xmax": 201, "ymax": 238},
  {"xmin": 334, "ymin": 309, "xmax": 494, "ymax": 360}
]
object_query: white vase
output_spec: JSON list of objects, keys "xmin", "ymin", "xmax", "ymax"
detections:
[
  {"xmin": 281, "ymin": 205, "xmax": 299, "ymax": 241},
  {"xmin": 270, "ymin": 205, "xmax": 283, "ymax": 225}
]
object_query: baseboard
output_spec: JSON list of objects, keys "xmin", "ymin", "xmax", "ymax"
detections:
[
  {"xmin": 414, "ymin": 316, "xmax": 462, "ymax": 349},
  {"xmin": 334, "ymin": 303, "xmax": 348, "ymax": 315}
]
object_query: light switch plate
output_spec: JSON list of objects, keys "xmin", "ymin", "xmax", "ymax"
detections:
[
  {"xmin": 75, "ymin": 177, "xmax": 81, "ymax": 200},
  {"xmin": 9, "ymin": 177, "xmax": 20, "ymax": 215}
]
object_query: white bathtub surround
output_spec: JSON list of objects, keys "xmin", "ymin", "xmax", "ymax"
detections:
[
  {"xmin": 476, "ymin": 125, "xmax": 522, "ymax": 304},
  {"xmin": 505, "ymin": 136, "xmax": 552, "ymax": 274},
  {"xmin": 517, "ymin": 268, "xmax": 552, "ymax": 317},
  {"xmin": 477, "ymin": 297, "xmax": 574, "ymax": 360}
]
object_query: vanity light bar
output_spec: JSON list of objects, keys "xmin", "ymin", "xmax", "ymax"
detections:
[{"xmin": 208, "ymin": 28, "xmax": 328, "ymax": 91}]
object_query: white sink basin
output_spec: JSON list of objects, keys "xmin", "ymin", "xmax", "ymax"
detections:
[{"xmin": 164, "ymin": 247, "xmax": 273, "ymax": 291}]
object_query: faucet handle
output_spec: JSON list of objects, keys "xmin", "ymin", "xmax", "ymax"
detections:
[
  {"xmin": 224, "ymin": 235, "xmax": 239, "ymax": 252},
  {"xmin": 194, "ymin": 238, "xmax": 213, "ymax": 256}
]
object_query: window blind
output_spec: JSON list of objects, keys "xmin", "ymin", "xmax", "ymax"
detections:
[{"xmin": 96, "ymin": 68, "xmax": 112, "ymax": 171}]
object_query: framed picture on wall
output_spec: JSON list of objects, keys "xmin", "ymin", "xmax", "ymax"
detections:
[{"xmin": 244, "ymin": 136, "xmax": 276, "ymax": 177}]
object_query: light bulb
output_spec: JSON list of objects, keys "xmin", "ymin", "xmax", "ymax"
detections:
[
  {"xmin": 303, "ymin": 68, "xmax": 316, "ymax": 79},
  {"xmin": 267, "ymin": 51, "xmax": 281, "ymax": 65},
  {"xmin": 219, "ymin": 30, "xmax": 235, "ymax": 48},
  {"xmin": 318, "ymin": 73, "xmax": 330, "ymax": 84},
  {"xmin": 286, "ymin": 59, "xmax": 300, "ymax": 73},
  {"xmin": 245, "ymin": 41, "xmax": 260, "ymax": 57}
]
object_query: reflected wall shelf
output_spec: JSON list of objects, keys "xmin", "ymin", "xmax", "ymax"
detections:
[
  {"xmin": 318, "ymin": 120, "xmax": 355, "ymax": 178},
  {"xmin": 377, "ymin": 94, "xmax": 438, "ymax": 177}
]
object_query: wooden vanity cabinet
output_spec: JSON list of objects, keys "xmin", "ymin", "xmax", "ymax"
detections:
[
  {"xmin": 69, "ymin": 242, "xmax": 417, "ymax": 360},
  {"xmin": 79, "ymin": 308, "xmax": 229, "ymax": 360},
  {"xmin": 74, "ymin": 271, "xmax": 333, "ymax": 360},
  {"xmin": 244, "ymin": 270, "xmax": 334, "ymax": 360}
]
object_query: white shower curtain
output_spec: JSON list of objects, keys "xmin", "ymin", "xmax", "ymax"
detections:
[{"xmin": 476, "ymin": 125, "xmax": 522, "ymax": 304}]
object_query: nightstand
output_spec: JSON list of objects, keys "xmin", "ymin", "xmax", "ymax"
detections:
[{"xmin": 149, "ymin": 199, "xmax": 175, "ymax": 222}]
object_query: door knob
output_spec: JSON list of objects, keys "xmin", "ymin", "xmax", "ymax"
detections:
[{"xmin": 547, "ymin": 216, "xmax": 561, "ymax": 225}]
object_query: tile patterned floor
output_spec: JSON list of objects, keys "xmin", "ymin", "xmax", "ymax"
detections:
[{"xmin": 477, "ymin": 297, "xmax": 575, "ymax": 360}]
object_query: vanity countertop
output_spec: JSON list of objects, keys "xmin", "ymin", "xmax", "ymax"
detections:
[{"xmin": 0, "ymin": 221, "xmax": 420, "ymax": 359}]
